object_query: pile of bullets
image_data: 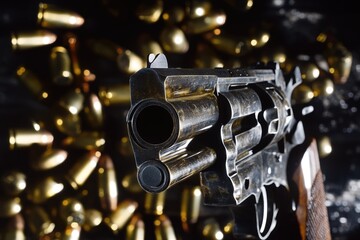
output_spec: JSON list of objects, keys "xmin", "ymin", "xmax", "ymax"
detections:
[{"xmin": 0, "ymin": 0, "xmax": 354, "ymax": 239}]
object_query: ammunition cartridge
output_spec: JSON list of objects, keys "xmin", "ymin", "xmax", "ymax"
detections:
[
  {"xmin": 58, "ymin": 88, "xmax": 84, "ymax": 114},
  {"xmin": 60, "ymin": 224, "xmax": 81, "ymax": 240},
  {"xmin": 0, "ymin": 197, "xmax": 21, "ymax": 218},
  {"xmin": 182, "ymin": 10, "xmax": 226, "ymax": 34},
  {"xmin": 160, "ymin": 26, "xmax": 189, "ymax": 53},
  {"xmin": 201, "ymin": 218, "xmax": 224, "ymax": 240},
  {"xmin": 27, "ymin": 176, "xmax": 64, "ymax": 203},
  {"xmin": 144, "ymin": 191, "xmax": 166, "ymax": 215},
  {"xmin": 311, "ymin": 77, "xmax": 334, "ymax": 97},
  {"xmin": 2, "ymin": 214, "xmax": 25, "ymax": 240},
  {"xmin": 50, "ymin": 46, "xmax": 74, "ymax": 85},
  {"xmin": 204, "ymin": 30, "xmax": 248, "ymax": 56},
  {"xmin": 59, "ymin": 198, "xmax": 85, "ymax": 227},
  {"xmin": 0, "ymin": 171, "xmax": 26, "ymax": 197},
  {"xmin": 154, "ymin": 215, "xmax": 177, "ymax": 240},
  {"xmin": 122, "ymin": 171, "xmax": 143, "ymax": 194},
  {"xmin": 83, "ymin": 93, "xmax": 103, "ymax": 129},
  {"xmin": 53, "ymin": 106, "xmax": 82, "ymax": 136},
  {"xmin": 30, "ymin": 148, "xmax": 68, "ymax": 171},
  {"xmin": 298, "ymin": 62, "xmax": 320, "ymax": 82},
  {"xmin": 98, "ymin": 154, "xmax": 118, "ymax": 212},
  {"xmin": 317, "ymin": 136, "xmax": 332, "ymax": 158},
  {"xmin": 291, "ymin": 84, "xmax": 314, "ymax": 105},
  {"xmin": 181, "ymin": 186, "xmax": 202, "ymax": 226},
  {"xmin": 135, "ymin": 0, "xmax": 163, "ymax": 23},
  {"xmin": 8, "ymin": 128, "xmax": 54, "ymax": 150},
  {"xmin": 16, "ymin": 66, "xmax": 48, "ymax": 100},
  {"xmin": 325, "ymin": 42, "xmax": 352, "ymax": 84},
  {"xmin": 162, "ymin": 5, "xmax": 185, "ymax": 23},
  {"xmin": 10, "ymin": 30, "xmax": 57, "ymax": 50},
  {"xmin": 185, "ymin": 1, "xmax": 212, "ymax": 18},
  {"xmin": 138, "ymin": 34, "xmax": 163, "ymax": 59},
  {"xmin": 24, "ymin": 205, "xmax": 55, "ymax": 237},
  {"xmin": 117, "ymin": 49, "xmax": 145, "ymax": 74},
  {"xmin": 104, "ymin": 199, "xmax": 138, "ymax": 232},
  {"xmin": 83, "ymin": 209, "xmax": 102, "ymax": 231},
  {"xmin": 126, "ymin": 214, "xmax": 145, "ymax": 240},
  {"xmin": 62, "ymin": 131, "xmax": 105, "ymax": 150},
  {"xmin": 98, "ymin": 83, "xmax": 130, "ymax": 106},
  {"xmin": 38, "ymin": 3, "xmax": 84, "ymax": 28}
]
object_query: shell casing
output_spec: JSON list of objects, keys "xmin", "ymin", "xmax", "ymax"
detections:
[
  {"xmin": 201, "ymin": 218, "xmax": 224, "ymax": 240},
  {"xmin": 182, "ymin": 10, "xmax": 226, "ymax": 34},
  {"xmin": 50, "ymin": 46, "xmax": 74, "ymax": 85},
  {"xmin": 37, "ymin": 3, "xmax": 84, "ymax": 28},
  {"xmin": 204, "ymin": 30, "xmax": 248, "ymax": 56},
  {"xmin": 135, "ymin": 0, "xmax": 163, "ymax": 23},
  {"xmin": 2, "ymin": 213, "xmax": 25, "ymax": 240},
  {"xmin": 24, "ymin": 205, "xmax": 55, "ymax": 237},
  {"xmin": 31, "ymin": 148, "xmax": 68, "ymax": 171},
  {"xmin": 317, "ymin": 136, "xmax": 332, "ymax": 158},
  {"xmin": 180, "ymin": 186, "xmax": 202, "ymax": 225},
  {"xmin": 144, "ymin": 191, "xmax": 166, "ymax": 215},
  {"xmin": 11, "ymin": 30, "xmax": 57, "ymax": 50},
  {"xmin": 9, "ymin": 128, "xmax": 54, "ymax": 150},
  {"xmin": 0, "ymin": 171, "xmax": 26, "ymax": 197},
  {"xmin": 326, "ymin": 42, "xmax": 353, "ymax": 84},
  {"xmin": 53, "ymin": 106, "xmax": 82, "ymax": 136},
  {"xmin": 60, "ymin": 224, "xmax": 81, "ymax": 240},
  {"xmin": 121, "ymin": 171, "xmax": 143, "ymax": 194},
  {"xmin": 162, "ymin": 5, "xmax": 185, "ymax": 24},
  {"xmin": 160, "ymin": 26, "xmax": 189, "ymax": 53},
  {"xmin": 58, "ymin": 88, "xmax": 84, "ymax": 115},
  {"xmin": 59, "ymin": 198, "xmax": 85, "ymax": 226},
  {"xmin": 154, "ymin": 215, "xmax": 177, "ymax": 240},
  {"xmin": 126, "ymin": 214, "xmax": 145, "ymax": 240},
  {"xmin": 0, "ymin": 197, "xmax": 21, "ymax": 218},
  {"xmin": 98, "ymin": 83, "xmax": 130, "ymax": 106},
  {"xmin": 62, "ymin": 131, "xmax": 105, "ymax": 151},
  {"xmin": 291, "ymin": 84, "xmax": 314, "ymax": 105},
  {"xmin": 27, "ymin": 176, "xmax": 64, "ymax": 204},
  {"xmin": 16, "ymin": 66, "xmax": 47, "ymax": 100},
  {"xmin": 66, "ymin": 151, "xmax": 101, "ymax": 190},
  {"xmin": 185, "ymin": 1, "xmax": 212, "ymax": 18},
  {"xmin": 98, "ymin": 154, "xmax": 118, "ymax": 212},
  {"xmin": 117, "ymin": 49, "xmax": 145, "ymax": 75},
  {"xmin": 83, "ymin": 93, "xmax": 104, "ymax": 129},
  {"xmin": 311, "ymin": 77, "xmax": 334, "ymax": 97},
  {"xmin": 104, "ymin": 199, "xmax": 139, "ymax": 232},
  {"xmin": 83, "ymin": 209, "xmax": 102, "ymax": 231}
]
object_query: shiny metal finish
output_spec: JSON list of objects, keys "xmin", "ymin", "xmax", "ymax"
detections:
[
  {"xmin": 60, "ymin": 224, "xmax": 81, "ymax": 240},
  {"xmin": 59, "ymin": 198, "xmax": 85, "ymax": 226},
  {"xmin": 126, "ymin": 214, "xmax": 145, "ymax": 240},
  {"xmin": 83, "ymin": 93, "xmax": 104, "ymax": 129},
  {"xmin": 117, "ymin": 49, "xmax": 145, "ymax": 75},
  {"xmin": 11, "ymin": 30, "xmax": 57, "ymax": 50},
  {"xmin": 104, "ymin": 199, "xmax": 139, "ymax": 232},
  {"xmin": 201, "ymin": 218, "xmax": 224, "ymax": 240},
  {"xmin": 98, "ymin": 154, "xmax": 118, "ymax": 212},
  {"xmin": 16, "ymin": 66, "xmax": 47, "ymax": 100},
  {"xmin": 135, "ymin": 0, "xmax": 163, "ymax": 23},
  {"xmin": 98, "ymin": 83, "xmax": 130, "ymax": 106},
  {"xmin": 50, "ymin": 46, "xmax": 74, "ymax": 85},
  {"xmin": 182, "ymin": 10, "xmax": 226, "ymax": 34},
  {"xmin": 291, "ymin": 84, "xmax": 314, "ymax": 104},
  {"xmin": 58, "ymin": 88, "xmax": 84, "ymax": 114},
  {"xmin": 0, "ymin": 197, "xmax": 22, "ymax": 218},
  {"xmin": 154, "ymin": 215, "xmax": 177, "ymax": 240},
  {"xmin": 27, "ymin": 176, "xmax": 64, "ymax": 203},
  {"xmin": 38, "ymin": 3, "xmax": 84, "ymax": 28},
  {"xmin": 181, "ymin": 186, "xmax": 202, "ymax": 225},
  {"xmin": 24, "ymin": 205, "xmax": 55, "ymax": 237},
  {"xmin": 62, "ymin": 131, "xmax": 105, "ymax": 150},
  {"xmin": 83, "ymin": 209, "xmax": 102, "ymax": 231},
  {"xmin": 0, "ymin": 171, "xmax": 26, "ymax": 196},
  {"xmin": 9, "ymin": 128, "xmax": 54, "ymax": 150},
  {"xmin": 144, "ymin": 191, "xmax": 166, "ymax": 215},
  {"xmin": 317, "ymin": 136, "xmax": 332, "ymax": 158},
  {"xmin": 53, "ymin": 106, "xmax": 82, "ymax": 136},
  {"xmin": 121, "ymin": 171, "xmax": 143, "ymax": 194},
  {"xmin": 30, "ymin": 148, "xmax": 68, "ymax": 170},
  {"xmin": 160, "ymin": 26, "xmax": 189, "ymax": 53},
  {"xmin": 311, "ymin": 77, "xmax": 334, "ymax": 97}
]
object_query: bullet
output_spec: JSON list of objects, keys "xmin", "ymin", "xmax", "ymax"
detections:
[
  {"xmin": 247, "ymin": 30, "xmax": 270, "ymax": 48},
  {"xmin": 160, "ymin": 26, "xmax": 189, "ymax": 53},
  {"xmin": 326, "ymin": 42, "xmax": 353, "ymax": 84},
  {"xmin": 117, "ymin": 49, "xmax": 145, "ymax": 75},
  {"xmin": 27, "ymin": 176, "xmax": 64, "ymax": 204},
  {"xmin": 121, "ymin": 171, "xmax": 143, "ymax": 194},
  {"xmin": 154, "ymin": 215, "xmax": 177, "ymax": 240},
  {"xmin": 138, "ymin": 34, "xmax": 163, "ymax": 60},
  {"xmin": 291, "ymin": 84, "xmax": 314, "ymax": 105},
  {"xmin": 311, "ymin": 77, "xmax": 334, "ymax": 97},
  {"xmin": 104, "ymin": 199, "xmax": 138, "ymax": 232},
  {"xmin": 11, "ymin": 30, "xmax": 57, "ymax": 50},
  {"xmin": 182, "ymin": 10, "xmax": 226, "ymax": 34},
  {"xmin": 62, "ymin": 131, "xmax": 105, "ymax": 151},
  {"xmin": 50, "ymin": 46, "xmax": 74, "ymax": 85},
  {"xmin": 83, "ymin": 209, "xmax": 102, "ymax": 231},
  {"xmin": 66, "ymin": 151, "xmax": 101, "ymax": 190},
  {"xmin": 60, "ymin": 224, "xmax": 81, "ymax": 240},
  {"xmin": 317, "ymin": 136, "xmax": 332, "ymax": 158},
  {"xmin": 0, "ymin": 197, "xmax": 21, "ymax": 218},
  {"xmin": 64, "ymin": 33, "xmax": 82, "ymax": 80},
  {"xmin": 204, "ymin": 29, "xmax": 248, "ymax": 56},
  {"xmin": 223, "ymin": 220, "xmax": 234, "ymax": 237},
  {"xmin": 144, "ymin": 191, "xmax": 166, "ymax": 215},
  {"xmin": 30, "ymin": 148, "xmax": 68, "ymax": 171},
  {"xmin": 8, "ymin": 128, "xmax": 54, "ymax": 150},
  {"xmin": 126, "ymin": 214, "xmax": 145, "ymax": 240},
  {"xmin": 298, "ymin": 61, "xmax": 320, "ymax": 82},
  {"xmin": 38, "ymin": 3, "xmax": 84, "ymax": 28},
  {"xmin": 181, "ymin": 186, "xmax": 202, "ymax": 227},
  {"xmin": 135, "ymin": 0, "xmax": 163, "ymax": 23},
  {"xmin": 59, "ymin": 198, "xmax": 85, "ymax": 227},
  {"xmin": 24, "ymin": 205, "xmax": 55, "ymax": 237},
  {"xmin": 53, "ymin": 106, "xmax": 82, "ymax": 136},
  {"xmin": 98, "ymin": 83, "xmax": 130, "ymax": 106},
  {"xmin": 1, "ymin": 213, "xmax": 25, "ymax": 240},
  {"xmin": 98, "ymin": 154, "xmax": 118, "ymax": 212},
  {"xmin": 201, "ymin": 218, "xmax": 224, "ymax": 240},
  {"xmin": 0, "ymin": 171, "xmax": 26, "ymax": 197},
  {"xmin": 185, "ymin": 1, "xmax": 212, "ymax": 18},
  {"xmin": 58, "ymin": 88, "xmax": 84, "ymax": 114},
  {"xmin": 16, "ymin": 66, "xmax": 48, "ymax": 100},
  {"xmin": 83, "ymin": 93, "xmax": 103, "ymax": 129},
  {"xmin": 162, "ymin": 5, "xmax": 185, "ymax": 24}
]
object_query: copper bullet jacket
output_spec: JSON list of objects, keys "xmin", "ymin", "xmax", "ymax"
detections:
[
  {"xmin": 24, "ymin": 206, "xmax": 55, "ymax": 237},
  {"xmin": 126, "ymin": 214, "xmax": 145, "ymax": 240},
  {"xmin": 50, "ymin": 46, "xmax": 74, "ymax": 85},
  {"xmin": 38, "ymin": 3, "xmax": 85, "ymax": 29},
  {"xmin": 27, "ymin": 176, "xmax": 64, "ymax": 204},
  {"xmin": 0, "ymin": 197, "xmax": 22, "ymax": 218},
  {"xmin": 30, "ymin": 148, "xmax": 68, "ymax": 171},
  {"xmin": 135, "ymin": 0, "xmax": 163, "ymax": 23},
  {"xmin": 11, "ymin": 30, "xmax": 57, "ymax": 50},
  {"xmin": 9, "ymin": 128, "xmax": 54, "ymax": 150},
  {"xmin": 54, "ymin": 107, "xmax": 82, "ymax": 136},
  {"xmin": 98, "ymin": 154, "xmax": 119, "ymax": 212},
  {"xmin": 105, "ymin": 199, "xmax": 139, "ymax": 232}
]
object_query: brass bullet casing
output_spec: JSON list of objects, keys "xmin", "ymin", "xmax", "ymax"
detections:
[
  {"xmin": 59, "ymin": 198, "xmax": 85, "ymax": 227},
  {"xmin": 160, "ymin": 25, "xmax": 189, "ymax": 54},
  {"xmin": 0, "ymin": 197, "xmax": 21, "ymax": 218},
  {"xmin": 53, "ymin": 106, "xmax": 82, "ymax": 136},
  {"xmin": 24, "ymin": 205, "xmax": 55, "ymax": 237},
  {"xmin": 38, "ymin": 3, "xmax": 85, "ymax": 28},
  {"xmin": 30, "ymin": 148, "xmax": 68, "ymax": 171},
  {"xmin": 138, "ymin": 34, "xmax": 163, "ymax": 60},
  {"xmin": 291, "ymin": 84, "xmax": 314, "ymax": 105},
  {"xmin": 83, "ymin": 209, "xmax": 102, "ymax": 231},
  {"xmin": 98, "ymin": 83, "xmax": 130, "ymax": 106},
  {"xmin": 62, "ymin": 131, "xmax": 105, "ymax": 151},
  {"xmin": 325, "ymin": 42, "xmax": 353, "ymax": 84},
  {"xmin": 317, "ymin": 136, "xmax": 332, "ymax": 159},
  {"xmin": 154, "ymin": 215, "xmax": 177, "ymax": 240},
  {"xmin": 2, "ymin": 214, "xmax": 26, "ymax": 240},
  {"xmin": 98, "ymin": 154, "xmax": 118, "ymax": 212},
  {"xmin": 182, "ymin": 10, "xmax": 226, "ymax": 34},
  {"xmin": 135, "ymin": 0, "xmax": 163, "ymax": 23},
  {"xmin": 162, "ymin": 5, "xmax": 185, "ymax": 24},
  {"xmin": 126, "ymin": 214, "xmax": 145, "ymax": 240},
  {"xmin": 83, "ymin": 93, "xmax": 104, "ymax": 129},
  {"xmin": 11, "ymin": 30, "xmax": 57, "ymax": 50},
  {"xmin": 144, "ymin": 191, "xmax": 166, "ymax": 215},
  {"xmin": 122, "ymin": 171, "xmax": 143, "ymax": 194},
  {"xmin": 66, "ymin": 151, "xmax": 101, "ymax": 190},
  {"xmin": 201, "ymin": 218, "xmax": 224, "ymax": 240},
  {"xmin": 298, "ymin": 61, "xmax": 320, "ymax": 82},
  {"xmin": 117, "ymin": 49, "xmax": 145, "ymax": 75},
  {"xmin": 27, "ymin": 176, "xmax": 64, "ymax": 204},
  {"xmin": 204, "ymin": 30, "xmax": 248, "ymax": 56},
  {"xmin": 0, "ymin": 171, "xmax": 26, "ymax": 197},
  {"xmin": 50, "ymin": 46, "xmax": 74, "ymax": 85},
  {"xmin": 16, "ymin": 66, "xmax": 48, "ymax": 100},
  {"xmin": 104, "ymin": 199, "xmax": 138, "ymax": 232},
  {"xmin": 311, "ymin": 77, "xmax": 334, "ymax": 97},
  {"xmin": 60, "ymin": 224, "xmax": 81, "ymax": 240},
  {"xmin": 185, "ymin": 1, "xmax": 212, "ymax": 18},
  {"xmin": 180, "ymin": 186, "xmax": 202, "ymax": 226},
  {"xmin": 9, "ymin": 128, "xmax": 54, "ymax": 150},
  {"xmin": 58, "ymin": 88, "xmax": 84, "ymax": 115}
]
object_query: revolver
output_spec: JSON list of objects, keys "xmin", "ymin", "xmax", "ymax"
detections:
[{"xmin": 126, "ymin": 53, "xmax": 329, "ymax": 239}]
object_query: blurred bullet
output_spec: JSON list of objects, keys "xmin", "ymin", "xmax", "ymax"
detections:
[
  {"xmin": 201, "ymin": 218, "xmax": 224, "ymax": 240},
  {"xmin": 326, "ymin": 42, "xmax": 353, "ymax": 84},
  {"xmin": 53, "ymin": 106, "xmax": 82, "ymax": 136},
  {"xmin": 98, "ymin": 154, "xmax": 118, "ymax": 212},
  {"xmin": 62, "ymin": 131, "xmax": 105, "ymax": 151},
  {"xmin": 38, "ymin": 3, "xmax": 84, "ymax": 28},
  {"xmin": 87, "ymin": 39, "xmax": 120, "ymax": 62},
  {"xmin": 58, "ymin": 88, "xmax": 84, "ymax": 115},
  {"xmin": 291, "ymin": 84, "xmax": 314, "ymax": 105},
  {"xmin": 59, "ymin": 198, "xmax": 85, "ymax": 227},
  {"xmin": 0, "ymin": 171, "xmax": 26, "ymax": 196},
  {"xmin": 60, "ymin": 224, "xmax": 81, "ymax": 240},
  {"xmin": 83, "ymin": 93, "xmax": 103, "ymax": 129},
  {"xmin": 0, "ymin": 197, "xmax": 21, "ymax": 218},
  {"xmin": 11, "ymin": 30, "xmax": 57, "ymax": 50},
  {"xmin": 16, "ymin": 66, "xmax": 48, "ymax": 100},
  {"xmin": 162, "ymin": 5, "xmax": 185, "ymax": 24},
  {"xmin": 50, "ymin": 46, "xmax": 74, "ymax": 85},
  {"xmin": 298, "ymin": 61, "xmax": 320, "ymax": 82},
  {"xmin": 117, "ymin": 49, "xmax": 145, "ymax": 74},
  {"xmin": 204, "ymin": 30, "xmax": 248, "ymax": 56},
  {"xmin": 31, "ymin": 148, "xmax": 68, "ymax": 171},
  {"xmin": 138, "ymin": 34, "xmax": 163, "ymax": 59},
  {"xmin": 126, "ymin": 214, "xmax": 145, "ymax": 240},
  {"xmin": 317, "ymin": 136, "xmax": 332, "ymax": 158},
  {"xmin": 66, "ymin": 151, "xmax": 101, "ymax": 190},
  {"xmin": 182, "ymin": 10, "xmax": 226, "ymax": 34},
  {"xmin": 160, "ymin": 26, "xmax": 189, "ymax": 53},
  {"xmin": 83, "ymin": 209, "xmax": 102, "ymax": 232},
  {"xmin": 9, "ymin": 128, "xmax": 54, "ymax": 150},
  {"xmin": 311, "ymin": 77, "xmax": 334, "ymax": 97},
  {"xmin": 247, "ymin": 30, "xmax": 270, "ymax": 48},
  {"xmin": 181, "ymin": 186, "xmax": 202, "ymax": 227},
  {"xmin": 104, "ymin": 199, "xmax": 138, "ymax": 232},
  {"xmin": 223, "ymin": 0, "xmax": 254, "ymax": 11},
  {"xmin": 25, "ymin": 205, "xmax": 55, "ymax": 237},
  {"xmin": 27, "ymin": 176, "xmax": 64, "ymax": 203},
  {"xmin": 154, "ymin": 215, "xmax": 177, "ymax": 240},
  {"xmin": 185, "ymin": 1, "xmax": 212, "ymax": 18},
  {"xmin": 144, "ymin": 191, "xmax": 166, "ymax": 215},
  {"xmin": 98, "ymin": 83, "xmax": 130, "ymax": 106},
  {"xmin": 2, "ymin": 214, "xmax": 25, "ymax": 240},
  {"xmin": 135, "ymin": 0, "xmax": 163, "ymax": 23},
  {"xmin": 122, "ymin": 171, "xmax": 143, "ymax": 194}
]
